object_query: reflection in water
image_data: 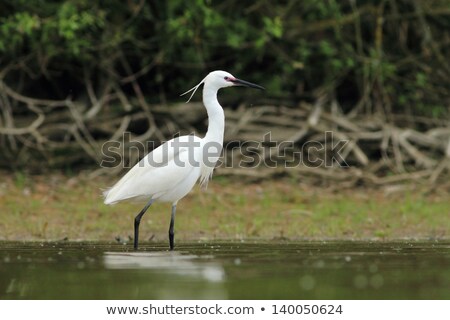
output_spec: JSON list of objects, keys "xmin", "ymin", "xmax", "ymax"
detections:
[
  {"xmin": 103, "ymin": 251, "xmax": 227, "ymax": 299},
  {"xmin": 0, "ymin": 241, "xmax": 448, "ymax": 299},
  {"xmin": 104, "ymin": 252, "xmax": 225, "ymax": 283}
]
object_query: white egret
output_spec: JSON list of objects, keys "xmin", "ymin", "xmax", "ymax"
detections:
[{"xmin": 103, "ymin": 70, "xmax": 264, "ymax": 250}]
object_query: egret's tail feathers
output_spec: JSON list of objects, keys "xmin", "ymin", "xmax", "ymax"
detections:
[
  {"xmin": 103, "ymin": 186, "xmax": 150, "ymax": 205},
  {"xmin": 103, "ymin": 187, "xmax": 127, "ymax": 205},
  {"xmin": 102, "ymin": 188, "xmax": 116, "ymax": 205}
]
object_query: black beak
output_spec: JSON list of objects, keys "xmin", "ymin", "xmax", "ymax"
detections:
[{"xmin": 231, "ymin": 78, "xmax": 265, "ymax": 90}]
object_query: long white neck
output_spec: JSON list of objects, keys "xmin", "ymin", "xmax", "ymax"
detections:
[{"xmin": 202, "ymin": 83, "xmax": 225, "ymax": 146}]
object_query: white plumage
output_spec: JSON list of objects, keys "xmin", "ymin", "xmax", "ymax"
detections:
[
  {"xmin": 103, "ymin": 70, "xmax": 264, "ymax": 250},
  {"xmin": 104, "ymin": 135, "xmax": 205, "ymax": 204}
]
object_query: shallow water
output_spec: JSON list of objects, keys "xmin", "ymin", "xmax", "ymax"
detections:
[{"xmin": 0, "ymin": 240, "xmax": 448, "ymax": 299}]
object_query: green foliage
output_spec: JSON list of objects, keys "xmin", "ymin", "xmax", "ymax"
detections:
[
  {"xmin": 263, "ymin": 16, "xmax": 283, "ymax": 39},
  {"xmin": 0, "ymin": 1, "xmax": 104, "ymax": 60},
  {"xmin": 0, "ymin": 0, "xmax": 448, "ymax": 116}
]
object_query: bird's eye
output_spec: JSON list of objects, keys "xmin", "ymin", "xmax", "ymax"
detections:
[{"xmin": 224, "ymin": 76, "xmax": 229, "ymax": 81}]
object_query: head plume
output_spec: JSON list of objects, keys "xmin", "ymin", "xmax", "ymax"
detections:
[{"xmin": 180, "ymin": 76, "xmax": 206, "ymax": 103}]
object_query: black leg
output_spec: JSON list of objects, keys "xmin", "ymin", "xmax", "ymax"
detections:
[
  {"xmin": 134, "ymin": 199, "xmax": 153, "ymax": 250},
  {"xmin": 168, "ymin": 204, "xmax": 177, "ymax": 250}
]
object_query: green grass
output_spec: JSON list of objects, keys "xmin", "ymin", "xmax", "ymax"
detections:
[{"xmin": 0, "ymin": 173, "xmax": 448, "ymax": 242}]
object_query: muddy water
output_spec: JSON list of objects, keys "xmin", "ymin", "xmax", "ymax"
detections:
[{"xmin": 0, "ymin": 241, "xmax": 448, "ymax": 299}]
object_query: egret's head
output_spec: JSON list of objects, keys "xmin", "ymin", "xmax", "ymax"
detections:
[
  {"xmin": 181, "ymin": 70, "xmax": 265, "ymax": 103},
  {"xmin": 206, "ymin": 70, "xmax": 265, "ymax": 90}
]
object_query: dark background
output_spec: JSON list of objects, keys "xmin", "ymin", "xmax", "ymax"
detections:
[{"xmin": 0, "ymin": 0, "xmax": 449, "ymax": 183}]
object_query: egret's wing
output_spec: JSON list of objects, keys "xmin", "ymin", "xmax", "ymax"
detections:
[{"xmin": 104, "ymin": 136, "xmax": 201, "ymax": 204}]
